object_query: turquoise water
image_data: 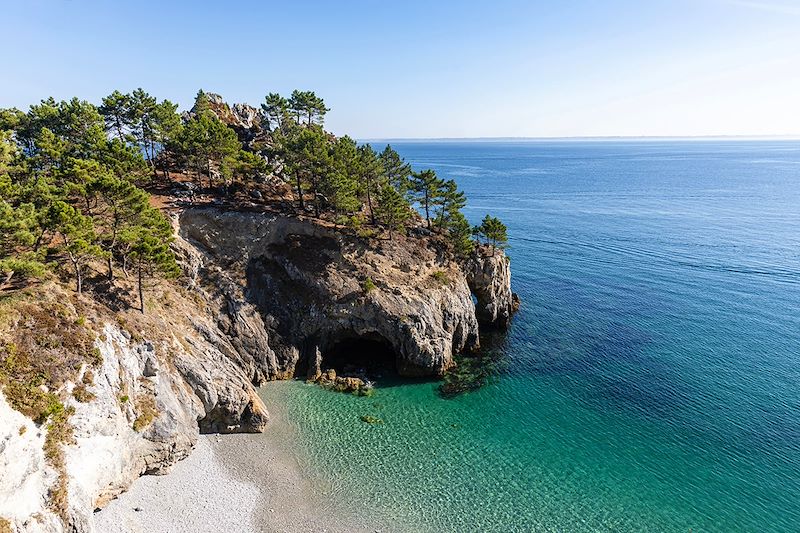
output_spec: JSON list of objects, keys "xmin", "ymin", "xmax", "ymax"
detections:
[{"xmin": 266, "ymin": 140, "xmax": 800, "ymax": 532}]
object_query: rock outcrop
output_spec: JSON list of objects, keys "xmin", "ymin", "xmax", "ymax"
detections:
[
  {"xmin": 178, "ymin": 208, "xmax": 481, "ymax": 378},
  {"xmin": 190, "ymin": 93, "xmax": 266, "ymax": 147},
  {"xmin": 466, "ymin": 246, "xmax": 519, "ymax": 328}
]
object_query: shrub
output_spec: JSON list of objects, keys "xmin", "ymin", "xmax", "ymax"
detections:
[
  {"xmin": 432, "ymin": 270, "xmax": 450, "ymax": 285},
  {"xmin": 362, "ymin": 277, "xmax": 376, "ymax": 293}
]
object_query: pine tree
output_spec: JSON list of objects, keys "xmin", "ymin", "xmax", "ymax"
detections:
[
  {"xmin": 47, "ymin": 201, "xmax": 106, "ymax": 294},
  {"xmin": 151, "ymin": 99, "xmax": 182, "ymax": 180},
  {"xmin": 288, "ymin": 90, "xmax": 329, "ymax": 126},
  {"xmin": 409, "ymin": 169, "xmax": 443, "ymax": 229},
  {"xmin": 474, "ymin": 215, "xmax": 508, "ymax": 253},
  {"xmin": 376, "ymin": 184, "xmax": 411, "ymax": 240},
  {"xmin": 121, "ymin": 206, "xmax": 179, "ymax": 313},
  {"xmin": 325, "ymin": 136, "xmax": 361, "ymax": 217},
  {"xmin": 262, "ymin": 93, "xmax": 289, "ymax": 131},
  {"xmin": 192, "ymin": 89, "xmax": 212, "ymax": 116},
  {"xmin": 447, "ymin": 211, "xmax": 475, "ymax": 258},
  {"xmin": 98, "ymin": 90, "xmax": 135, "ymax": 142},
  {"xmin": 379, "ymin": 145, "xmax": 412, "ymax": 198},
  {"xmin": 434, "ymin": 179, "xmax": 466, "ymax": 230},
  {"xmin": 130, "ymin": 88, "xmax": 158, "ymax": 170},
  {"xmin": 284, "ymin": 126, "xmax": 331, "ymax": 216},
  {"xmin": 357, "ymin": 144, "xmax": 384, "ymax": 225}
]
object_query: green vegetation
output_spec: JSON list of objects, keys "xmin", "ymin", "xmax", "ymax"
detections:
[
  {"xmin": 362, "ymin": 277, "xmax": 377, "ymax": 293},
  {"xmin": 2, "ymin": 88, "xmax": 507, "ymax": 301},
  {"xmin": 0, "ymin": 92, "xmax": 180, "ymax": 311},
  {"xmin": 0, "ymin": 87, "xmax": 509, "ymax": 527},
  {"xmin": 473, "ymin": 215, "xmax": 508, "ymax": 252},
  {"xmin": 432, "ymin": 270, "xmax": 450, "ymax": 285}
]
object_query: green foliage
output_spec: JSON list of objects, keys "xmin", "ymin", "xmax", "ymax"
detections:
[
  {"xmin": 376, "ymin": 183, "xmax": 411, "ymax": 239},
  {"xmin": 447, "ymin": 211, "xmax": 476, "ymax": 258},
  {"xmin": 474, "ymin": 215, "xmax": 508, "ymax": 251},
  {"xmin": 176, "ymin": 111, "xmax": 241, "ymax": 186},
  {"xmin": 409, "ymin": 169, "xmax": 444, "ymax": 229},
  {"xmin": 432, "ymin": 270, "xmax": 450, "ymax": 285},
  {"xmin": 2, "ymin": 87, "xmax": 504, "ymax": 302},
  {"xmin": 123, "ymin": 205, "xmax": 180, "ymax": 313},
  {"xmin": 379, "ymin": 144, "xmax": 412, "ymax": 197},
  {"xmin": 357, "ymin": 143, "xmax": 384, "ymax": 225},
  {"xmin": 363, "ymin": 277, "xmax": 376, "ymax": 293},
  {"xmin": 288, "ymin": 90, "xmax": 329, "ymax": 125},
  {"xmin": 261, "ymin": 92, "xmax": 289, "ymax": 131}
]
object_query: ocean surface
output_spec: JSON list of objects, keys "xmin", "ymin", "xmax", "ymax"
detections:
[{"xmin": 261, "ymin": 140, "xmax": 800, "ymax": 532}]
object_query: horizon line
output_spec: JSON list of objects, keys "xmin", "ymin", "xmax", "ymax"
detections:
[{"xmin": 358, "ymin": 134, "xmax": 800, "ymax": 142}]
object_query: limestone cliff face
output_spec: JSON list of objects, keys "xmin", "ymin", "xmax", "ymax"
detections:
[
  {"xmin": 178, "ymin": 208, "xmax": 481, "ymax": 377},
  {"xmin": 466, "ymin": 247, "xmax": 519, "ymax": 329},
  {"xmin": 1, "ymin": 298, "xmax": 268, "ymax": 532}
]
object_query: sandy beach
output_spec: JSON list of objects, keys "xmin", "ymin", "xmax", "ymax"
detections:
[{"xmin": 95, "ymin": 385, "xmax": 384, "ymax": 533}]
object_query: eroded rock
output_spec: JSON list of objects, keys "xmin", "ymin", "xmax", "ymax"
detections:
[{"xmin": 465, "ymin": 246, "xmax": 518, "ymax": 328}]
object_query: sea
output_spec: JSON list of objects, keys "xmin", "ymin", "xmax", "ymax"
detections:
[{"xmin": 260, "ymin": 139, "xmax": 800, "ymax": 532}]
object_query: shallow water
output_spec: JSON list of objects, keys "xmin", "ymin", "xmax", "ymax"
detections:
[{"xmin": 265, "ymin": 140, "xmax": 800, "ymax": 532}]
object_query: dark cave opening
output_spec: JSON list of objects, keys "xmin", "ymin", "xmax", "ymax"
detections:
[{"xmin": 322, "ymin": 334, "xmax": 398, "ymax": 378}]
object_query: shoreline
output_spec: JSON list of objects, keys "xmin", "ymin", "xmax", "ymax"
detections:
[{"xmin": 95, "ymin": 382, "xmax": 383, "ymax": 533}]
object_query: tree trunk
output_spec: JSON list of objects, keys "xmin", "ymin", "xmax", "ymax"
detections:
[
  {"xmin": 366, "ymin": 178, "xmax": 375, "ymax": 225},
  {"xmin": 424, "ymin": 191, "xmax": 431, "ymax": 229},
  {"xmin": 107, "ymin": 255, "xmax": 114, "ymax": 281},
  {"xmin": 311, "ymin": 180, "xmax": 320, "ymax": 217},
  {"xmin": 138, "ymin": 263, "xmax": 145, "ymax": 314},
  {"xmin": 295, "ymin": 176, "xmax": 304, "ymax": 211}
]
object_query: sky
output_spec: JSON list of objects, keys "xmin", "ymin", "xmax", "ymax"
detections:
[{"xmin": 2, "ymin": 0, "xmax": 800, "ymax": 139}]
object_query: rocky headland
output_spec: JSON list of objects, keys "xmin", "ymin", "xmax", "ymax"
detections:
[{"xmin": 0, "ymin": 205, "xmax": 516, "ymax": 532}]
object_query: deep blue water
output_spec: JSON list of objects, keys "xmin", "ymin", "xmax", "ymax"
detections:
[{"xmin": 265, "ymin": 140, "xmax": 800, "ymax": 532}]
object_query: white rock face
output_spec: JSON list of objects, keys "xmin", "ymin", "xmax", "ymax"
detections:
[
  {"xmin": 0, "ymin": 319, "xmax": 269, "ymax": 532},
  {"xmin": 0, "ymin": 392, "xmax": 60, "ymax": 532}
]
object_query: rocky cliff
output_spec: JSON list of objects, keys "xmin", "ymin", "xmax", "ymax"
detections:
[
  {"xmin": 178, "ymin": 208, "xmax": 484, "ymax": 378},
  {"xmin": 0, "ymin": 207, "xmax": 515, "ymax": 532},
  {"xmin": 466, "ymin": 248, "xmax": 520, "ymax": 329}
]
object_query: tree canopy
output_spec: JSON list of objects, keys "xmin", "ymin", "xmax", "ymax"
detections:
[{"xmin": 1, "ymin": 87, "xmax": 508, "ymax": 302}]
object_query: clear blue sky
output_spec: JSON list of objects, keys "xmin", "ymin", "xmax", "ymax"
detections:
[{"xmin": 3, "ymin": 0, "xmax": 800, "ymax": 138}]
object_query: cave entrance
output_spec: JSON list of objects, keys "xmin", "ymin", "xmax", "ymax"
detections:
[{"xmin": 322, "ymin": 333, "xmax": 398, "ymax": 378}]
